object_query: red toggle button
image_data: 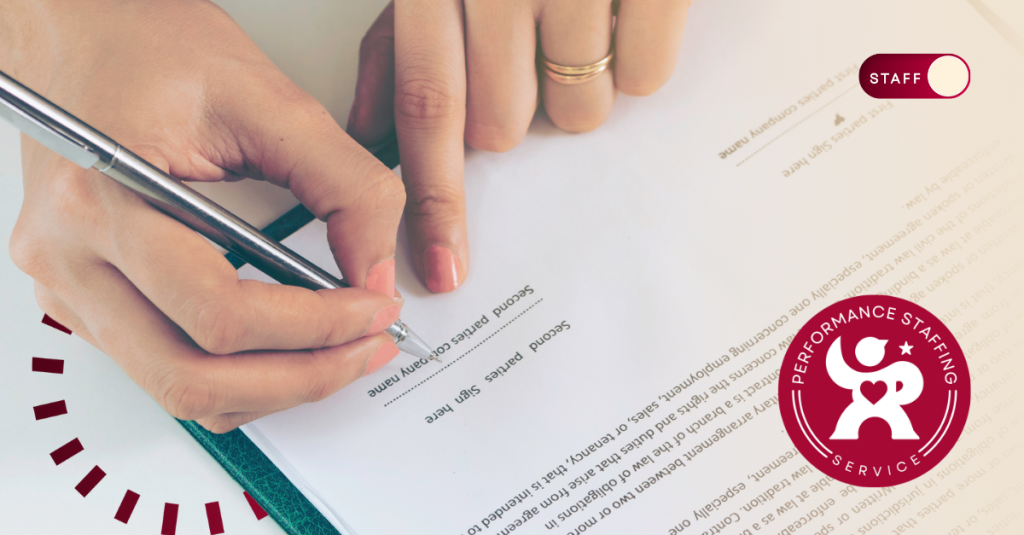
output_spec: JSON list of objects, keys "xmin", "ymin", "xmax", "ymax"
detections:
[{"xmin": 859, "ymin": 54, "xmax": 969, "ymax": 98}]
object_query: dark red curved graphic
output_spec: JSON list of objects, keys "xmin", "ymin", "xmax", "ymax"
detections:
[
  {"xmin": 32, "ymin": 357, "xmax": 64, "ymax": 374},
  {"xmin": 49, "ymin": 438, "xmax": 83, "ymax": 465},
  {"xmin": 244, "ymin": 491, "xmax": 269, "ymax": 520},
  {"xmin": 162, "ymin": 503, "xmax": 179, "ymax": 535},
  {"xmin": 34, "ymin": 310, "xmax": 266, "ymax": 532},
  {"xmin": 41, "ymin": 314, "xmax": 72, "ymax": 334},
  {"xmin": 115, "ymin": 490, "xmax": 141, "ymax": 524},
  {"xmin": 207, "ymin": 501, "xmax": 225, "ymax": 534},
  {"xmin": 33, "ymin": 400, "xmax": 67, "ymax": 420},
  {"xmin": 76, "ymin": 466, "xmax": 106, "ymax": 497}
]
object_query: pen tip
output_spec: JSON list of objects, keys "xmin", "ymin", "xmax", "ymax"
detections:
[{"xmin": 399, "ymin": 325, "xmax": 437, "ymax": 362}]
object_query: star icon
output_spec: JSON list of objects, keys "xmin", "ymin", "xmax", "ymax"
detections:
[{"xmin": 899, "ymin": 342, "xmax": 913, "ymax": 355}]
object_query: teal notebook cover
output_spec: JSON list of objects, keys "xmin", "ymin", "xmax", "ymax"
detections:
[
  {"xmin": 177, "ymin": 419, "xmax": 339, "ymax": 535},
  {"xmin": 178, "ymin": 139, "xmax": 400, "ymax": 535}
]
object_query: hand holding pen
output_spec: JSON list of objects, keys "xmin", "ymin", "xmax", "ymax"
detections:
[{"xmin": 0, "ymin": 1, "xmax": 428, "ymax": 433}]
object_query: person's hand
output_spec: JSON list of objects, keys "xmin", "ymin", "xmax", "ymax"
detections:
[
  {"xmin": 347, "ymin": 0, "xmax": 691, "ymax": 293},
  {"xmin": 3, "ymin": 0, "xmax": 407, "ymax": 432}
]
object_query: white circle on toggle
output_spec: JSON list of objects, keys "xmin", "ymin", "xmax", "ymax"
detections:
[{"xmin": 928, "ymin": 55, "xmax": 970, "ymax": 97}]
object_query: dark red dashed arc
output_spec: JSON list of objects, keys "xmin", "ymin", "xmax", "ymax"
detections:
[
  {"xmin": 115, "ymin": 490, "xmax": 140, "ymax": 524},
  {"xmin": 244, "ymin": 491, "xmax": 269, "ymax": 520},
  {"xmin": 35, "ymin": 313, "xmax": 270, "ymax": 532},
  {"xmin": 32, "ymin": 357, "xmax": 64, "ymax": 374},
  {"xmin": 76, "ymin": 466, "xmax": 106, "ymax": 497},
  {"xmin": 41, "ymin": 314, "xmax": 72, "ymax": 334},
  {"xmin": 162, "ymin": 503, "xmax": 179, "ymax": 535},
  {"xmin": 49, "ymin": 438, "xmax": 83, "ymax": 465},
  {"xmin": 34, "ymin": 400, "xmax": 67, "ymax": 420},
  {"xmin": 207, "ymin": 502, "xmax": 225, "ymax": 534}
]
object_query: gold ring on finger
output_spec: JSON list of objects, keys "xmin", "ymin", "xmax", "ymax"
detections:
[{"xmin": 542, "ymin": 49, "xmax": 614, "ymax": 85}]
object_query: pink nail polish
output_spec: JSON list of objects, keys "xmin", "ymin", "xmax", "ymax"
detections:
[
  {"xmin": 366, "ymin": 303, "xmax": 401, "ymax": 336},
  {"xmin": 362, "ymin": 342, "xmax": 399, "ymax": 377},
  {"xmin": 366, "ymin": 258, "xmax": 395, "ymax": 298},
  {"xmin": 424, "ymin": 245, "xmax": 460, "ymax": 293}
]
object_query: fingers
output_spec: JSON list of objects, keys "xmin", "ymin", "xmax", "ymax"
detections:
[
  {"xmin": 98, "ymin": 199, "xmax": 403, "ymax": 355},
  {"xmin": 196, "ymin": 411, "xmax": 275, "ymax": 434},
  {"xmin": 348, "ymin": 2, "xmax": 397, "ymax": 148},
  {"xmin": 394, "ymin": 0, "xmax": 469, "ymax": 293},
  {"xmin": 55, "ymin": 259, "xmax": 399, "ymax": 429},
  {"xmin": 614, "ymin": 0, "xmax": 691, "ymax": 96},
  {"xmin": 177, "ymin": 333, "xmax": 399, "ymax": 418},
  {"xmin": 539, "ymin": 0, "xmax": 617, "ymax": 132},
  {"xmin": 215, "ymin": 81, "xmax": 406, "ymax": 298},
  {"xmin": 463, "ymin": 0, "xmax": 538, "ymax": 151}
]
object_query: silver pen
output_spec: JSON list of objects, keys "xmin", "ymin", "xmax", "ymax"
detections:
[{"xmin": 0, "ymin": 69, "xmax": 436, "ymax": 362}]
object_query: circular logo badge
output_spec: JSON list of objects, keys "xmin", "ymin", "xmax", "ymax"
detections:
[{"xmin": 779, "ymin": 295, "xmax": 970, "ymax": 487}]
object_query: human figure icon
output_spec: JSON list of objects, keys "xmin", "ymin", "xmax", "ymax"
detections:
[{"xmin": 826, "ymin": 336, "xmax": 924, "ymax": 440}]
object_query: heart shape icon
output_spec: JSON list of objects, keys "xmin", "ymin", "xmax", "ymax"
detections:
[{"xmin": 860, "ymin": 381, "xmax": 887, "ymax": 404}]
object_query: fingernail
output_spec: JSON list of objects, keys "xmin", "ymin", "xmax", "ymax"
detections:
[
  {"xmin": 366, "ymin": 302, "xmax": 402, "ymax": 336},
  {"xmin": 424, "ymin": 245, "xmax": 460, "ymax": 293},
  {"xmin": 362, "ymin": 342, "xmax": 399, "ymax": 377},
  {"xmin": 366, "ymin": 257, "xmax": 395, "ymax": 298}
]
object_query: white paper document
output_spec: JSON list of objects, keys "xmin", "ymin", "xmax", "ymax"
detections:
[{"xmin": 239, "ymin": 0, "xmax": 1024, "ymax": 533}]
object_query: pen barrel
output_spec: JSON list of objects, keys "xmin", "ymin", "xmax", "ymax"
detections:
[
  {"xmin": 100, "ymin": 148, "xmax": 345, "ymax": 291},
  {"xmin": 0, "ymin": 70, "xmax": 106, "ymax": 169}
]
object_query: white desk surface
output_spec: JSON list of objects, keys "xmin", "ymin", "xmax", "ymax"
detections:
[{"xmin": 1, "ymin": 1, "xmax": 1020, "ymax": 534}]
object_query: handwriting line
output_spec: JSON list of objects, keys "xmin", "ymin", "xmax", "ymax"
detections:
[
  {"xmin": 736, "ymin": 85, "xmax": 858, "ymax": 167},
  {"xmin": 383, "ymin": 298, "xmax": 544, "ymax": 407}
]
